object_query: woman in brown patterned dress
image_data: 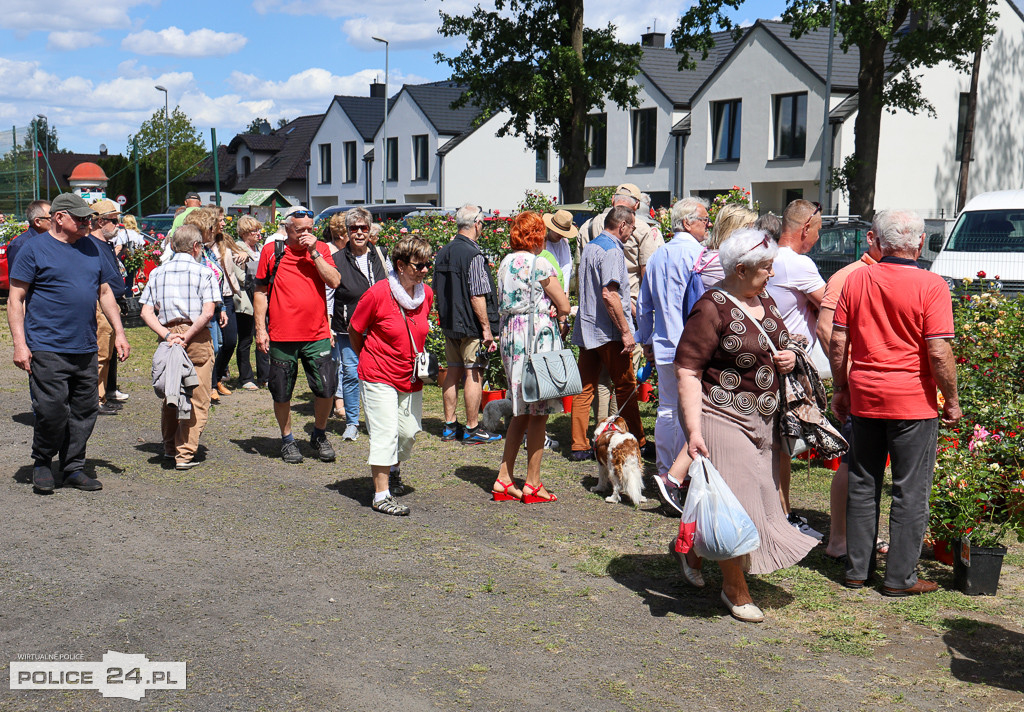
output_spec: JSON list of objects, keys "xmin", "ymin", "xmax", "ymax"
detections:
[{"xmin": 672, "ymin": 228, "xmax": 818, "ymax": 622}]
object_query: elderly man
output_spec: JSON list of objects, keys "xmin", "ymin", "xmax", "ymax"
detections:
[
  {"xmin": 89, "ymin": 199, "xmax": 128, "ymax": 415},
  {"xmin": 7, "ymin": 193, "xmax": 130, "ymax": 493},
  {"xmin": 570, "ymin": 206, "xmax": 647, "ymax": 459},
  {"xmin": 5, "ymin": 199, "xmax": 51, "ymax": 271},
  {"xmin": 140, "ymin": 225, "xmax": 220, "ymax": 470},
  {"xmin": 254, "ymin": 209, "xmax": 341, "ymax": 464},
  {"xmin": 434, "ymin": 204, "xmax": 502, "ymax": 445},
  {"xmin": 830, "ymin": 210, "xmax": 961, "ymax": 597},
  {"xmin": 635, "ymin": 196, "xmax": 709, "ymax": 512}
]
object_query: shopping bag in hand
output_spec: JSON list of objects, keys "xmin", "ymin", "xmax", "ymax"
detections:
[{"xmin": 689, "ymin": 455, "xmax": 760, "ymax": 561}]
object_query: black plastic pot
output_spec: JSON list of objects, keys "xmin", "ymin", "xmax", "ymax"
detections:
[{"xmin": 952, "ymin": 539, "xmax": 1007, "ymax": 596}]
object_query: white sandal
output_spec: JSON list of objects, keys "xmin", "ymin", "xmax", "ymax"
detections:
[{"xmin": 721, "ymin": 591, "xmax": 764, "ymax": 623}]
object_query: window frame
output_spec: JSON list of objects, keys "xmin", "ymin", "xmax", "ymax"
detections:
[
  {"xmin": 318, "ymin": 143, "xmax": 331, "ymax": 184},
  {"xmin": 535, "ymin": 146, "xmax": 549, "ymax": 183},
  {"xmin": 586, "ymin": 113, "xmax": 607, "ymax": 169},
  {"xmin": 631, "ymin": 108, "xmax": 657, "ymax": 167},
  {"xmin": 343, "ymin": 141, "xmax": 357, "ymax": 184},
  {"xmin": 412, "ymin": 134, "xmax": 429, "ymax": 181},
  {"xmin": 386, "ymin": 137, "xmax": 398, "ymax": 182},
  {"xmin": 711, "ymin": 99, "xmax": 742, "ymax": 163},
  {"xmin": 773, "ymin": 92, "xmax": 807, "ymax": 160}
]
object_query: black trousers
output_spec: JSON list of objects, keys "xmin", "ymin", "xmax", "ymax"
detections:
[
  {"xmin": 235, "ymin": 311, "xmax": 269, "ymax": 384},
  {"xmin": 29, "ymin": 351, "xmax": 99, "ymax": 475},
  {"xmin": 213, "ymin": 297, "xmax": 238, "ymax": 385}
]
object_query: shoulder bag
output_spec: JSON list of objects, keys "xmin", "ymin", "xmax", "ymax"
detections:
[
  {"xmin": 397, "ymin": 296, "xmax": 438, "ymax": 385},
  {"xmin": 522, "ymin": 254, "xmax": 582, "ymax": 403}
]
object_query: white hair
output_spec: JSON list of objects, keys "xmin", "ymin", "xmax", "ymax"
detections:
[
  {"xmin": 671, "ymin": 197, "xmax": 709, "ymax": 232},
  {"xmin": 872, "ymin": 209, "xmax": 924, "ymax": 255},
  {"xmin": 455, "ymin": 204, "xmax": 483, "ymax": 230},
  {"xmin": 719, "ymin": 228, "xmax": 778, "ymax": 276}
]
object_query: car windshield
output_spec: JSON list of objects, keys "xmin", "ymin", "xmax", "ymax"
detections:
[
  {"xmin": 809, "ymin": 227, "xmax": 866, "ymax": 256},
  {"xmin": 946, "ymin": 209, "xmax": 1024, "ymax": 252}
]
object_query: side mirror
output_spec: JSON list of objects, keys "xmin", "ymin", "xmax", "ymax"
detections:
[{"xmin": 928, "ymin": 233, "xmax": 944, "ymax": 253}]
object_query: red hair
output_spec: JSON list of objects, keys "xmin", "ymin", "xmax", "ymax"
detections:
[{"xmin": 510, "ymin": 211, "xmax": 546, "ymax": 252}]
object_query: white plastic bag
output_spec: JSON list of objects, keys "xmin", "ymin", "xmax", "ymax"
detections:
[{"xmin": 684, "ymin": 455, "xmax": 760, "ymax": 561}]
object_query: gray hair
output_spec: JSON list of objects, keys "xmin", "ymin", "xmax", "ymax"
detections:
[
  {"xmin": 671, "ymin": 197, "xmax": 709, "ymax": 232},
  {"xmin": 171, "ymin": 224, "xmax": 202, "ymax": 253},
  {"xmin": 27, "ymin": 200, "xmax": 50, "ymax": 222},
  {"xmin": 719, "ymin": 228, "xmax": 778, "ymax": 276},
  {"xmin": 872, "ymin": 209, "xmax": 925, "ymax": 255},
  {"xmin": 455, "ymin": 204, "xmax": 483, "ymax": 230},
  {"xmin": 604, "ymin": 205, "xmax": 636, "ymax": 232},
  {"xmin": 611, "ymin": 194, "xmax": 638, "ymax": 209},
  {"xmin": 754, "ymin": 212, "xmax": 782, "ymax": 241},
  {"xmin": 344, "ymin": 207, "xmax": 372, "ymax": 229}
]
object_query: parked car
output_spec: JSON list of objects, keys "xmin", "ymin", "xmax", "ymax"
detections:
[
  {"xmin": 138, "ymin": 213, "xmax": 176, "ymax": 239},
  {"xmin": 929, "ymin": 190, "xmax": 1024, "ymax": 293},
  {"xmin": 553, "ymin": 202, "xmax": 598, "ymax": 229},
  {"xmin": 805, "ymin": 217, "xmax": 872, "ymax": 281}
]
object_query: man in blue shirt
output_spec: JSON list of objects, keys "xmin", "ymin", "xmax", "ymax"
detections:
[
  {"xmin": 634, "ymin": 197, "xmax": 710, "ymax": 513},
  {"xmin": 7, "ymin": 193, "xmax": 131, "ymax": 493},
  {"xmin": 5, "ymin": 199, "xmax": 51, "ymax": 272},
  {"xmin": 569, "ymin": 206, "xmax": 647, "ymax": 459}
]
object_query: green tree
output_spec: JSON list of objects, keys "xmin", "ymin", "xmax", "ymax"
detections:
[
  {"xmin": 436, "ymin": 0, "xmax": 643, "ymax": 203},
  {"xmin": 672, "ymin": 1, "xmax": 998, "ymax": 219},
  {"xmin": 24, "ymin": 117, "xmax": 64, "ymax": 154},
  {"xmin": 127, "ymin": 107, "xmax": 207, "ymax": 213},
  {"xmin": 245, "ymin": 117, "xmax": 271, "ymax": 134}
]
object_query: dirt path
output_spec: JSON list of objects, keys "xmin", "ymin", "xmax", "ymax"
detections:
[{"xmin": 1, "ymin": 325, "xmax": 1023, "ymax": 711}]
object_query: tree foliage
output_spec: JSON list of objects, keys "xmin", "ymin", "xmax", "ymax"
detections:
[
  {"xmin": 436, "ymin": 0, "xmax": 643, "ymax": 203},
  {"xmin": 245, "ymin": 117, "xmax": 271, "ymax": 134},
  {"xmin": 672, "ymin": 0, "xmax": 998, "ymax": 218},
  {"xmin": 127, "ymin": 107, "xmax": 207, "ymax": 212},
  {"xmin": 24, "ymin": 117, "xmax": 64, "ymax": 154}
]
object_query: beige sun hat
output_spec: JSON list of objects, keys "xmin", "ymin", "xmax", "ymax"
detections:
[{"xmin": 542, "ymin": 209, "xmax": 579, "ymax": 239}]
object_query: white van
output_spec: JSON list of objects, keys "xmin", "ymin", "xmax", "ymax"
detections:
[{"xmin": 929, "ymin": 190, "xmax": 1024, "ymax": 292}]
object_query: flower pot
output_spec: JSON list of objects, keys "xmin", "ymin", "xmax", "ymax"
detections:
[
  {"xmin": 638, "ymin": 383, "xmax": 654, "ymax": 402},
  {"xmin": 562, "ymin": 395, "xmax": 574, "ymax": 414},
  {"xmin": 481, "ymin": 389, "xmax": 506, "ymax": 406},
  {"xmin": 933, "ymin": 539, "xmax": 955, "ymax": 566},
  {"xmin": 952, "ymin": 539, "xmax": 1007, "ymax": 596}
]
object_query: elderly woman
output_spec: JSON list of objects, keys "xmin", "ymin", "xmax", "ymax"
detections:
[
  {"xmin": 332, "ymin": 207, "xmax": 387, "ymax": 442},
  {"xmin": 671, "ymin": 228, "xmax": 817, "ymax": 622},
  {"xmin": 234, "ymin": 215, "xmax": 266, "ymax": 389},
  {"xmin": 184, "ymin": 208, "xmax": 230, "ymax": 401},
  {"xmin": 697, "ymin": 204, "xmax": 758, "ymax": 288},
  {"xmin": 211, "ymin": 217, "xmax": 249, "ymax": 396},
  {"xmin": 348, "ymin": 236, "xmax": 434, "ymax": 517},
  {"xmin": 492, "ymin": 212, "xmax": 571, "ymax": 503}
]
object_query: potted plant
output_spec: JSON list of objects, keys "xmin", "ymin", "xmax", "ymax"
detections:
[
  {"xmin": 482, "ymin": 349, "xmax": 507, "ymax": 398},
  {"xmin": 930, "ymin": 427, "xmax": 1024, "ymax": 595}
]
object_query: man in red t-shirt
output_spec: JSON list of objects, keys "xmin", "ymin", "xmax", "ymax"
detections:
[
  {"xmin": 254, "ymin": 210, "xmax": 341, "ymax": 464},
  {"xmin": 830, "ymin": 210, "xmax": 961, "ymax": 597}
]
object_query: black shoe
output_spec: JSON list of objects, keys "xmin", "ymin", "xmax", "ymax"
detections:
[
  {"xmin": 389, "ymin": 467, "xmax": 405, "ymax": 496},
  {"xmin": 103, "ymin": 400, "xmax": 124, "ymax": 410},
  {"xmin": 569, "ymin": 449, "xmax": 594, "ymax": 461},
  {"xmin": 63, "ymin": 471, "xmax": 102, "ymax": 491},
  {"xmin": 97, "ymin": 402, "xmax": 119, "ymax": 416},
  {"xmin": 32, "ymin": 465, "xmax": 54, "ymax": 492},
  {"xmin": 641, "ymin": 442, "xmax": 656, "ymax": 461},
  {"xmin": 281, "ymin": 440, "xmax": 304, "ymax": 464},
  {"xmin": 311, "ymin": 433, "xmax": 336, "ymax": 462},
  {"xmin": 441, "ymin": 421, "xmax": 463, "ymax": 442}
]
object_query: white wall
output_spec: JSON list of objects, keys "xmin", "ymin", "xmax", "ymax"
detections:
[
  {"xmin": 367, "ymin": 94, "xmax": 440, "ymax": 204},
  {"xmin": 308, "ymin": 99, "xmax": 373, "ymax": 213}
]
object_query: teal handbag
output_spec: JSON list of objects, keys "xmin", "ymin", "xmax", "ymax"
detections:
[{"xmin": 521, "ymin": 255, "xmax": 582, "ymax": 403}]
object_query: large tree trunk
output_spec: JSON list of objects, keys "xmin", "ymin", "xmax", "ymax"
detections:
[
  {"xmin": 849, "ymin": 34, "xmax": 887, "ymax": 221},
  {"xmin": 955, "ymin": 42, "xmax": 983, "ymax": 214},
  {"xmin": 557, "ymin": 0, "xmax": 588, "ymax": 204}
]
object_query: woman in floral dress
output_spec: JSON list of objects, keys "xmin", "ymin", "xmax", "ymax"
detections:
[{"xmin": 492, "ymin": 212, "xmax": 571, "ymax": 503}]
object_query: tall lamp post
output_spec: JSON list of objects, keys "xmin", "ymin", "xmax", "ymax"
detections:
[
  {"xmin": 372, "ymin": 36, "xmax": 389, "ymax": 204},
  {"xmin": 155, "ymin": 85, "xmax": 170, "ymax": 210},
  {"xmin": 36, "ymin": 114, "xmax": 50, "ymax": 200},
  {"xmin": 817, "ymin": 0, "xmax": 837, "ymax": 213}
]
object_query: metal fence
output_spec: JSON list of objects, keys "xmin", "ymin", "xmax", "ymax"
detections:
[{"xmin": 0, "ymin": 125, "xmax": 37, "ymax": 219}]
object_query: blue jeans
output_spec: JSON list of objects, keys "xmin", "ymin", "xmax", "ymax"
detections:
[
  {"xmin": 331, "ymin": 334, "xmax": 360, "ymax": 426},
  {"xmin": 209, "ymin": 310, "xmax": 222, "ymax": 355}
]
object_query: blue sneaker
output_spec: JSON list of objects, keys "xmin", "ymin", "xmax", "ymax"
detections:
[
  {"xmin": 441, "ymin": 421, "xmax": 463, "ymax": 442},
  {"xmin": 462, "ymin": 427, "xmax": 502, "ymax": 445}
]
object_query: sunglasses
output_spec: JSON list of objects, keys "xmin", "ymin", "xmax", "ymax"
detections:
[
  {"xmin": 803, "ymin": 202, "xmax": 822, "ymax": 227},
  {"xmin": 59, "ymin": 212, "xmax": 93, "ymax": 225},
  {"xmin": 743, "ymin": 235, "xmax": 771, "ymax": 256},
  {"xmin": 349, "ymin": 225, "xmax": 370, "ymax": 233},
  {"xmin": 410, "ymin": 261, "xmax": 432, "ymax": 271},
  {"xmin": 97, "ymin": 217, "xmax": 120, "ymax": 225},
  {"xmin": 290, "ymin": 210, "xmax": 315, "ymax": 219}
]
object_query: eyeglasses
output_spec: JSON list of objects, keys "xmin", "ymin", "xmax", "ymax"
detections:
[
  {"xmin": 743, "ymin": 235, "xmax": 771, "ymax": 256},
  {"xmin": 410, "ymin": 261, "xmax": 432, "ymax": 271},
  {"xmin": 290, "ymin": 210, "xmax": 315, "ymax": 219},
  {"xmin": 97, "ymin": 217, "xmax": 119, "ymax": 225},
  {"xmin": 58, "ymin": 212, "xmax": 92, "ymax": 225},
  {"xmin": 37, "ymin": 214, "xmax": 52, "ymax": 222},
  {"xmin": 350, "ymin": 225, "xmax": 370, "ymax": 232}
]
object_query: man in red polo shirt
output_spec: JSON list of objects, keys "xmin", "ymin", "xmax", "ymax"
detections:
[{"xmin": 830, "ymin": 209, "xmax": 961, "ymax": 597}]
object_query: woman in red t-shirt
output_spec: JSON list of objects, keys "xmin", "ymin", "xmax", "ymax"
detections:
[{"xmin": 349, "ymin": 236, "xmax": 434, "ymax": 517}]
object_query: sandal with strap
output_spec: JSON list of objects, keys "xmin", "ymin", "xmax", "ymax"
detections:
[
  {"xmin": 491, "ymin": 478, "xmax": 522, "ymax": 502},
  {"xmin": 522, "ymin": 481, "xmax": 557, "ymax": 504}
]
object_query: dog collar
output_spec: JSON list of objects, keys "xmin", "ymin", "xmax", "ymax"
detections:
[{"xmin": 595, "ymin": 420, "xmax": 621, "ymax": 438}]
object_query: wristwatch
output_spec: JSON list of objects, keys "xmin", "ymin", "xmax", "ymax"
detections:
[{"xmin": 309, "ymin": 249, "xmax": 321, "ymax": 260}]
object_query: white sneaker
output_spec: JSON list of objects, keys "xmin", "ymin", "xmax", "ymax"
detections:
[
  {"xmin": 788, "ymin": 513, "xmax": 824, "ymax": 541},
  {"xmin": 342, "ymin": 424, "xmax": 359, "ymax": 441},
  {"xmin": 112, "ymin": 390, "xmax": 130, "ymax": 401}
]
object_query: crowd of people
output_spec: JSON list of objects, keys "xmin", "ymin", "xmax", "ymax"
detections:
[{"xmin": 6, "ymin": 184, "xmax": 960, "ymax": 622}]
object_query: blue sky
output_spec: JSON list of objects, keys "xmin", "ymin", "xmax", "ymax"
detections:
[{"xmin": 0, "ymin": 0, "xmax": 999, "ymax": 154}]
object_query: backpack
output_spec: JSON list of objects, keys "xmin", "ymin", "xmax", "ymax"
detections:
[{"xmin": 266, "ymin": 240, "xmax": 286, "ymax": 298}]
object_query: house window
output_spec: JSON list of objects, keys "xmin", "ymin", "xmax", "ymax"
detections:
[
  {"xmin": 242, "ymin": 155, "xmax": 251, "ymax": 177},
  {"xmin": 586, "ymin": 113, "xmax": 607, "ymax": 169},
  {"xmin": 955, "ymin": 92, "xmax": 970, "ymax": 161},
  {"xmin": 343, "ymin": 141, "xmax": 357, "ymax": 183},
  {"xmin": 631, "ymin": 108, "xmax": 657, "ymax": 166},
  {"xmin": 386, "ymin": 137, "xmax": 398, "ymax": 182},
  {"xmin": 412, "ymin": 135, "xmax": 429, "ymax": 180},
  {"xmin": 318, "ymin": 143, "xmax": 331, "ymax": 184},
  {"xmin": 711, "ymin": 99, "xmax": 742, "ymax": 162},
  {"xmin": 536, "ymin": 146, "xmax": 549, "ymax": 182},
  {"xmin": 774, "ymin": 93, "xmax": 807, "ymax": 159}
]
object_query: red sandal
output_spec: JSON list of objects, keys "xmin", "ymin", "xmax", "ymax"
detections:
[
  {"xmin": 491, "ymin": 478, "xmax": 522, "ymax": 502},
  {"xmin": 522, "ymin": 482, "xmax": 557, "ymax": 504}
]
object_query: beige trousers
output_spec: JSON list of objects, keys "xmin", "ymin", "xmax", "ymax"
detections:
[{"xmin": 160, "ymin": 326, "xmax": 214, "ymax": 465}]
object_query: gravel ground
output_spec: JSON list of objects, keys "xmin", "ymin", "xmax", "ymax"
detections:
[{"xmin": 1, "ymin": 323, "xmax": 1023, "ymax": 711}]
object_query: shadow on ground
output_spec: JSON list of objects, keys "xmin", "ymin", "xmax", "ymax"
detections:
[{"xmin": 945, "ymin": 619, "xmax": 1024, "ymax": 692}]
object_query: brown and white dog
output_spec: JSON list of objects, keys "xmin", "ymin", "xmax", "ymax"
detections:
[{"xmin": 592, "ymin": 416, "xmax": 646, "ymax": 506}]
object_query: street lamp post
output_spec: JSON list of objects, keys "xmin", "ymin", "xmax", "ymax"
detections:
[
  {"xmin": 155, "ymin": 85, "xmax": 170, "ymax": 210},
  {"xmin": 36, "ymin": 114, "xmax": 49, "ymax": 201},
  {"xmin": 372, "ymin": 36, "xmax": 389, "ymax": 204},
  {"xmin": 817, "ymin": 0, "xmax": 837, "ymax": 213}
]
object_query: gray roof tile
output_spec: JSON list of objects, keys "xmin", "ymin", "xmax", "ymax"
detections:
[
  {"xmin": 403, "ymin": 81, "xmax": 482, "ymax": 135},
  {"xmin": 333, "ymin": 94, "xmax": 398, "ymax": 142},
  {"xmin": 232, "ymin": 113, "xmax": 324, "ymax": 192},
  {"xmin": 639, "ymin": 30, "xmax": 737, "ymax": 107}
]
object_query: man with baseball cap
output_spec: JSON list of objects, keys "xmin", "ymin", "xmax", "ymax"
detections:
[
  {"xmin": 7, "ymin": 193, "xmax": 130, "ymax": 492},
  {"xmin": 90, "ymin": 199, "xmax": 128, "ymax": 415},
  {"xmin": 184, "ymin": 192, "xmax": 202, "ymax": 207}
]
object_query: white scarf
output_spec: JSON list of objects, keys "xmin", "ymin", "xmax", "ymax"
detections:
[{"xmin": 388, "ymin": 270, "xmax": 424, "ymax": 310}]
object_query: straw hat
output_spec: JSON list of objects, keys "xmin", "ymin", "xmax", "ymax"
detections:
[{"xmin": 542, "ymin": 209, "xmax": 579, "ymax": 239}]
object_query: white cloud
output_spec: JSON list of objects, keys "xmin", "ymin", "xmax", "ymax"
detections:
[
  {"xmin": 227, "ymin": 67, "xmax": 430, "ymax": 103},
  {"xmin": 121, "ymin": 26, "xmax": 248, "ymax": 57},
  {"xmin": 0, "ymin": 0, "xmax": 152, "ymax": 32},
  {"xmin": 47, "ymin": 31, "xmax": 105, "ymax": 51}
]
